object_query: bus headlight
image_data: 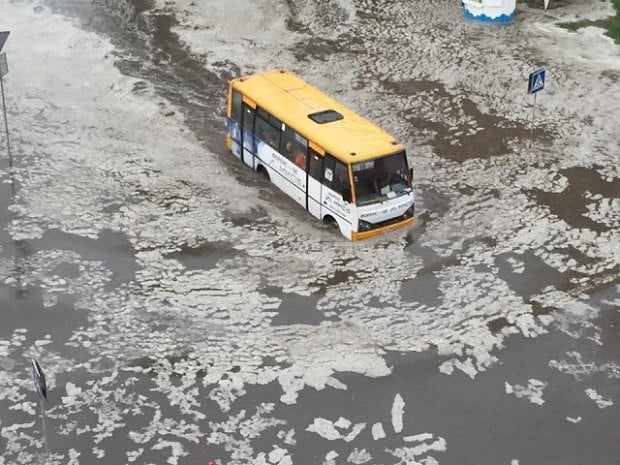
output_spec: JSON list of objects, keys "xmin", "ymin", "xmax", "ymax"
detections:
[
  {"xmin": 404, "ymin": 204, "xmax": 415, "ymax": 218},
  {"xmin": 358, "ymin": 219, "xmax": 373, "ymax": 231}
]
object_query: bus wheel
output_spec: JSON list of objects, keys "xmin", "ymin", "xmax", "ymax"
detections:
[
  {"xmin": 323, "ymin": 215, "xmax": 337, "ymax": 229},
  {"xmin": 257, "ymin": 165, "xmax": 270, "ymax": 181}
]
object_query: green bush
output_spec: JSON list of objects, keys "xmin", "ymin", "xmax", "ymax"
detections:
[{"xmin": 557, "ymin": 0, "xmax": 620, "ymax": 44}]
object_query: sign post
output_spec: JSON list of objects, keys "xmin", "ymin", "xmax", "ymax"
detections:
[
  {"xmin": 527, "ymin": 68, "xmax": 546, "ymax": 148},
  {"xmin": 0, "ymin": 32, "xmax": 12, "ymax": 186},
  {"xmin": 0, "ymin": 53, "xmax": 11, "ymax": 162},
  {"xmin": 0, "ymin": 31, "xmax": 15, "ymax": 197}
]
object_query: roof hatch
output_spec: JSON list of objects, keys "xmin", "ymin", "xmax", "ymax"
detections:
[{"xmin": 308, "ymin": 110, "xmax": 343, "ymax": 124}]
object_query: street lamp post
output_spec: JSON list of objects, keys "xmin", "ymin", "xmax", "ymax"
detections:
[
  {"xmin": 0, "ymin": 31, "xmax": 14, "ymax": 196},
  {"xmin": 0, "ymin": 54, "xmax": 11, "ymax": 161},
  {"xmin": 0, "ymin": 32, "xmax": 12, "ymax": 174}
]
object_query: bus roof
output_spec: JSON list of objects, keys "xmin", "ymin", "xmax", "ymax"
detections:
[{"xmin": 230, "ymin": 70, "xmax": 405, "ymax": 163}]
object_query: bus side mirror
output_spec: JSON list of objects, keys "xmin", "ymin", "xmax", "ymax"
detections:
[
  {"xmin": 342, "ymin": 187, "xmax": 352, "ymax": 203},
  {"xmin": 409, "ymin": 168, "xmax": 413, "ymax": 181}
]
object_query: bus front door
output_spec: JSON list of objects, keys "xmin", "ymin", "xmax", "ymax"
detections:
[{"xmin": 241, "ymin": 103, "xmax": 256, "ymax": 169}]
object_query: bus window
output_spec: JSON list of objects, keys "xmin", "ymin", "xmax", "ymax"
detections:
[
  {"xmin": 280, "ymin": 126, "xmax": 296, "ymax": 160},
  {"xmin": 324, "ymin": 155, "xmax": 351, "ymax": 200},
  {"xmin": 242, "ymin": 104, "xmax": 255, "ymax": 132},
  {"xmin": 309, "ymin": 150, "xmax": 323, "ymax": 179},
  {"xmin": 281, "ymin": 126, "xmax": 307, "ymax": 168},
  {"xmin": 332, "ymin": 159, "xmax": 351, "ymax": 200},
  {"xmin": 258, "ymin": 108, "xmax": 282, "ymax": 129},
  {"xmin": 352, "ymin": 151, "xmax": 410, "ymax": 205},
  {"xmin": 255, "ymin": 112, "xmax": 281, "ymax": 149},
  {"xmin": 231, "ymin": 90, "xmax": 242, "ymax": 123}
]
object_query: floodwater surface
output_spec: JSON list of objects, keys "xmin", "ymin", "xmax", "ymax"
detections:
[{"xmin": 0, "ymin": 1, "xmax": 618, "ymax": 464}]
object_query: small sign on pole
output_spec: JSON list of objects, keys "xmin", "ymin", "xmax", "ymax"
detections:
[
  {"xmin": 31, "ymin": 358, "xmax": 50, "ymax": 458},
  {"xmin": 527, "ymin": 68, "xmax": 546, "ymax": 148},
  {"xmin": 31, "ymin": 358, "xmax": 48, "ymax": 401},
  {"xmin": 0, "ymin": 31, "xmax": 9, "ymax": 52},
  {"xmin": 528, "ymin": 68, "xmax": 546, "ymax": 95}
]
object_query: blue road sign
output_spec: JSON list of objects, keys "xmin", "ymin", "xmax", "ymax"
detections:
[
  {"xmin": 528, "ymin": 69, "xmax": 546, "ymax": 94},
  {"xmin": 0, "ymin": 32, "xmax": 9, "ymax": 52}
]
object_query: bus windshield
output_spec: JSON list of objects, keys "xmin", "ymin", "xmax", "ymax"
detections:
[{"xmin": 352, "ymin": 152, "xmax": 410, "ymax": 206}]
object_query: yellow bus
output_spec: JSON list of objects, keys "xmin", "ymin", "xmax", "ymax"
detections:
[{"xmin": 226, "ymin": 70, "xmax": 415, "ymax": 240}]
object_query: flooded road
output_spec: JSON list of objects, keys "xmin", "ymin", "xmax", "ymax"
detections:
[{"xmin": 1, "ymin": 0, "xmax": 618, "ymax": 464}]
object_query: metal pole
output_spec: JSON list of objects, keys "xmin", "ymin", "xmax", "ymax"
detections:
[
  {"xmin": 529, "ymin": 92, "xmax": 537, "ymax": 149},
  {"xmin": 38, "ymin": 397, "xmax": 50, "ymax": 461},
  {"xmin": 0, "ymin": 74, "xmax": 11, "ymax": 163},
  {"xmin": 0, "ymin": 74, "xmax": 15, "ymax": 197}
]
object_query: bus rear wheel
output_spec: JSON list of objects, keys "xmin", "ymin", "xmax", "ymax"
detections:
[{"xmin": 257, "ymin": 165, "xmax": 270, "ymax": 181}]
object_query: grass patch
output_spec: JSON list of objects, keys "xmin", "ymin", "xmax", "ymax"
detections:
[{"xmin": 557, "ymin": 0, "xmax": 620, "ymax": 44}]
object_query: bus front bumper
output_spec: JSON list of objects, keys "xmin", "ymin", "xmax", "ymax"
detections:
[{"xmin": 351, "ymin": 216, "xmax": 415, "ymax": 241}]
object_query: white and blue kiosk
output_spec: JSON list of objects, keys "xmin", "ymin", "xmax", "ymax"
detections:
[{"xmin": 462, "ymin": 0, "xmax": 517, "ymax": 23}]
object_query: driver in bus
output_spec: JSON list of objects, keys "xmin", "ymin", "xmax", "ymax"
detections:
[{"xmin": 372, "ymin": 159, "xmax": 391, "ymax": 193}]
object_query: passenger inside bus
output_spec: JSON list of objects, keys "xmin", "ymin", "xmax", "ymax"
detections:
[
  {"xmin": 294, "ymin": 152, "xmax": 306, "ymax": 169},
  {"xmin": 284, "ymin": 141, "xmax": 294, "ymax": 156},
  {"xmin": 284, "ymin": 140, "xmax": 306, "ymax": 169}
]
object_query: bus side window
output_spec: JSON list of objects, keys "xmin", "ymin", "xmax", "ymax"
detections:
[
  {"xmin": 324, "ymin": 155, "xmax": 351, "ymax": 200},
  {"xmin": 231, "ymin": 90, "xmax": 242, "ymax": 123},
  {"xmin": 243, "ymin": 104, "xmax": 255, "ymax": 132},
  {"xmin": 255, "ymin": 112, "xmax": 281, "ymax": 149},
  {"xmin": 309, "ymin": 150, "xmax": 323, "ymax": 179},
  {"xmin": 281, "ymin": 127, "xmax": 307, "ymax": 169},
  {"xmin": 280, "ymin": 126, "xmax": 296, "ymax": 161},
  {"xmin": 332, "ymin": 159, "xmax": 351, "ymax": 200},
  {"xmin": 293, "ymin": 133, "xmax": 308, "ymax": 170}
]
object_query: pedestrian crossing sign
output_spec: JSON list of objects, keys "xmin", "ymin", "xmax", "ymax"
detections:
[
  {"xmin": 0, "ymin": 31, "xmax": 9, "ymax": 53},
  {"xmin": 528, "ymin": 69, "xmax": 546, "ymax": 94}
]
